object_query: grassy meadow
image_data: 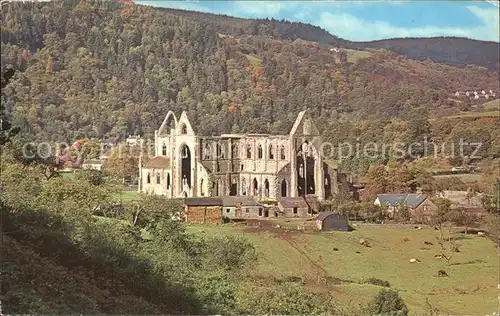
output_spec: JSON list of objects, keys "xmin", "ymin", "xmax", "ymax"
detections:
[
  {"xmin": 445, "ymin": 110, "xmax": 500, "ymax": 119},
  {"xmin": 113, "ymin": 190, "xmax": 141, "ymax": 202},
  {"xmin": 187, "ymin": 223, "xmax": 499, "ymax": 315}
]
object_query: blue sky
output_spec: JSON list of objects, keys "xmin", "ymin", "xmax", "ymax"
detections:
[{"xmin": 134, "ymin": 1, "xmax": 499, "ymax": 42}]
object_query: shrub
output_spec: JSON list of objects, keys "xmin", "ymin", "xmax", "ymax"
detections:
[
  {"xmin": 283, "ymin": 276, "xmax": 303, "ymax": 283},
  {"xmin": 235, "ymin": 283, "xmax": 337, "ymax": 315},
  {"xmin": 73, "ymin": 169, "xmax": 106, "ymax": 186},
  {"xmin": 363, "ymin": 289, "xmax": 408, "ymax": 316},
  {"xmin": 364, "ymin": 277, "xmax": 391, "ymax": 287}
]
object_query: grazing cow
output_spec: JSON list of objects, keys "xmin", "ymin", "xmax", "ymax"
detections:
[
  {"xmin": 359, "ymin": 238, "xmax": 371, "ymax": 247},
  {"xmin": 424, "ymin": 241, "xmax": 434, "ymax": 245},
  {"xmin": 410, "ymin": 258, "xmax": 421, "ymax": 263},
  {"xmin": 402, "ymin": 238, "xmax": 410, "ymax": 242},
  {"xmin": 434, "ymin": 254, "xmax": 444, "ymax": 259},
  {"xmin": 438, "ymin": 270, "xmax": 449, "ymax": 277},
  {"xmin": 333, "ymin": 247, "xmax": 339, "ymax": 251},
  {"xmin": 356, "ymin": 251, "xmax": 361, "ymax": 254},
  {"xmin": 478, "ymin": 232, "xmax": 486, "ymax": 236}
]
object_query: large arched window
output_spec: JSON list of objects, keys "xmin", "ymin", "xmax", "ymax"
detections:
[
  {"xmin": 253, "ymin": 178, "xmax": 258, "ymax": 196},
  {"xmin": 180, "ymin": 124, "xmax": 187, "ymax": 135},
  {"xmin": 264, "ymin": 179, "xmax": 270, "ymax": 197},
  {"xmin": 242, "ymin": 178, "xmax": 247, "ymax": 195},
  {"xmin": 146, "ymin": 173, "xmax": 151, "ymax": 184},
  {"xmin": 218, "ymin": 143, "xmax": 225, "ymax": 159},
  {"xmin": 167, "ymin": 173, "xmax": 171, "ymax": 189},
  {"xmin": 216, "ymin": 179, "xmax": 222, "ymax": 196},
  {"xmin": 182, "ymin": 146, "xmax": 189, "ymax": 158},
  {"xmin": 204, "ymin": 143, "xmax": 211, "ymax": 160},
  {"xmin": 200, "ymin": 179, "xmax": 205, "ymax": 196},
  {"xmin": 230, "ymin": 178, "xmax": 237, "ymax": 196},
  {"xmin": 258, "ymin": 144, "xmax": 263, "ymax": 159},
  {"xmin": 280, "ymin": 145, "xmax": 286, "ymax": 160},
  {"xmin": 180, "ymin": 144, "xmax": 191, "ymax": 188},
  {"xmin": 281, "ymin": 180, "xmax": 287, "ymax": 197},
  {"xmin": 162, "ymin": 143, "xmax": 167, "ymax": 156},
  {"xmin": 269, "ymin": 145, "xmax": 274, "ymax": 159},
  {"xmin": 246, "ymin": 144, "xmax": 252, "ymax": 159},
  {"xmin": 156, "ymin": 172, "xmax": 161, "ymax": 184},
  {"xmin": 231, "ymin": 143, "xmax": 238, "ymax": 158}
]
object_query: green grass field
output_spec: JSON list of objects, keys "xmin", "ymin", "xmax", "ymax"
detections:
[
  {"xmin": 483, "ymin": 99, "xmax": 500, "ymax": 111},
  {"xmin": 344, "ymin": 49, "xmax": 373, "ymax": 63},
  {"xmin": 112, "ymin": 190, "xmax": 140, "ymax": 202},
  {"xmin": 445, "ymin": 110, "xmax": 499, "ymax": 119},
  {"xmin": 187, "ymin": 224, "xmax": 498, "ymax": 315},
  {"xmin": 244, "ymin": 54, "xmax": 262, "ymax": 67},
  {"xmin": 59, "ymin": 171, "xmax": 74, "ymax": 179}
]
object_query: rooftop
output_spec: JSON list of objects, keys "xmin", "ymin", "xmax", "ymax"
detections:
[
  {"xmin": 184, "ymin": 197, "xmax": 223, "ymax": 206},
  {"xmin": 376, "ymin": 194, "xmax": 427, "ymax": 208},
  {"xmin": 316, "ymin": 211, "xmax": 345, "ymax": 221},
  {"xmin": 143, "ymin": 156, "xmax": 170, "ymax": 169},
  {"xmin": 278, "ymin": 197, "xmax": 309, "ymax": 208},
  {"xmin": 222, "ymin": 196, "xmax": 263, "ymax": 207}
]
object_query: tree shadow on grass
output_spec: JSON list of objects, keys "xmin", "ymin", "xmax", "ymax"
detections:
[
  {"xmin": 450, "ymin": 259, "xmax": 485, "ymax": 266},
  {"xmin": 2, "ymin": 207, "xmax": 204, "ymax": 314}
]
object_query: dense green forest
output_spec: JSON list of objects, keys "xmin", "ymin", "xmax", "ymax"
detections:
[
  {"xmin": 158, "ymin": 7, "xmax": 500, "ymax": 72},
  {"xmin": 0, "ymin": 0, "xmax": 498, "ymax": 144}
]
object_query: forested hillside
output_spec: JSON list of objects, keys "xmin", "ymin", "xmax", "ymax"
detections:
[
  {"xmin": 352, "ymin": 37, "xmax": 500, "ymax": 73},
  {"xmin": 159, "ymin": 7, "xmax": 500, "ymax": 72},
  {"xmin": 0, "ymin": 0, "xmax": 498, "ymax": 143}
]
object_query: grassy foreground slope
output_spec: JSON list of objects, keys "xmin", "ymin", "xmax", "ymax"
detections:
[{"xmin": 188, "ymin": 224, "xmax": 498, "ymax": 315}]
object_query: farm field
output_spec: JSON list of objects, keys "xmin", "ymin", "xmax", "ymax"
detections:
[
  {"xmin": 187, "ymin": 223, "xmax": 499, "ymax": 315},
  {"xmin": 483, "ymin": 99, "xmax": 500, "ymax": 111},
  {"xmin": 344, "ymin": 48, "xmax": 373, "ymax": 63},
  {"xmin": 445, "ymin": 110, "xmax": 499, "ymax": 119}
]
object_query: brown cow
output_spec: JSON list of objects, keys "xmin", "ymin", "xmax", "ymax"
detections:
[
  {"xmin": 438, "ymin": 270, "xmax": 449, "ymax": 277},
  {"xmin": 424, "ymin": 241, "xmax": 434, "ymax": 245}
]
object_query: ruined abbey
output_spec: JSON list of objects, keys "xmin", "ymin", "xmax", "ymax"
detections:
[{"xmin": 138, "ymin": 110, "xmax": 346, "ymax": 202}]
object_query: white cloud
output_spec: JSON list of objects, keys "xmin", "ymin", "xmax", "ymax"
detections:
[
  {"xmin": 319, "ymin": 6, "xmax": 499, "ymax": 42},
  {"xmin": 233, "ymin": 1, "xmax": 285, "ymax": 16},
  {"xmin": 135, "ymin": 1, "xmax": 499, "ymax": 42}
]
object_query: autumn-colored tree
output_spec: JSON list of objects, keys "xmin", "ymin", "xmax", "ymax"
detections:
[
  {"xmin": 364, "ymin": 164, "xmax": 389, "ymax": 197},
  {"xmin": 449, "ymin": 207, "xmax": 478, "ymax": 234},
  {"xmin": 46, "ymin": 56, "xmax": 54, "ymax": 73},
  {"xmin": 429, "ymin": 197, "xmax": 458, "ymax": 265},
  {"xmin": 70, "ymin": 138, "xmax": 102, "ymax": 163},
  {"xmin": 387, "ymin": 164, "xmax": 416, "ymax": 193},
  {"xmin": 103, "ymin": 143, "xmax": 139, "ymax": 184},
  {"xmin": 1, "ymin": 69, "xmax": 20, "ymax": 146}
]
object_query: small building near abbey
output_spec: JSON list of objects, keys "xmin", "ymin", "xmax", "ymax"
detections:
[
  {"xmin": 184, "ymin": 197, "xmax": 223, "ymax": 224},
  {"xmin": 315, "ymin": 212, "xmax": 349, "ymax": 231},
  {"xmin": 139, "ymin": 110, "xmax": 353, "ymax": 218}
]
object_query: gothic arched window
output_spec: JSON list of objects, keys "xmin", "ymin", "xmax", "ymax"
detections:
[
  {"xmin": 204, "ymin": 143, "xmax": 211, "ymax": 160},
  {"xmin": 180, "ymin": 124, "xmax": 187, "ymax": 135}
]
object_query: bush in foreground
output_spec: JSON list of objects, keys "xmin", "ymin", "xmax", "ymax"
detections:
[{"xmin": 363, "ymin": 289, "xmax": 409, "ymax": 316}]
